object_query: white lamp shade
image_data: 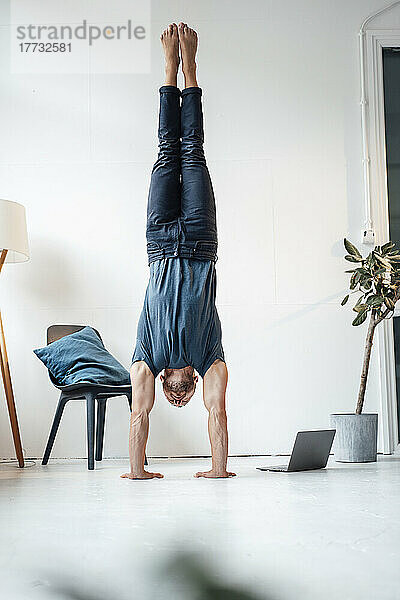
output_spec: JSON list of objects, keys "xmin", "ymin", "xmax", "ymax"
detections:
[{"xmin": 0, "ymin": 199, "xmax": 29, "ymax": 263}]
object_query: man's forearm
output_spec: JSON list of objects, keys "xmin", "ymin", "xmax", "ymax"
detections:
[
  {"xmin": 129, "ymin": 409, "xmax": 149, "ymax": 475},
  {"xmin": 196, "ymin": 360, "xmax": 235, "ymax": 478},
  {"xmin": 208, "ymin": 407, "xmax": 228, "ymax": 474},
  {"xmin": 121, "ymin": 362, "xmax": 162, "ymax": 480}
]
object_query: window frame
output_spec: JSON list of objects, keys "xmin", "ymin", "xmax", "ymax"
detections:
[{"xmin": 366, "ymin": 30, "xmax": 400, "ymax": 453}]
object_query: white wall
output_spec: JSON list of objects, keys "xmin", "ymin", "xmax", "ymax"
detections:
[{"xmin": 0, "ymin": 0, "xmax": 397, "ymax": 459}]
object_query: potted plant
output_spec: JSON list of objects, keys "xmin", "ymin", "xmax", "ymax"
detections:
[{"xmin": 331, "ymin": 238, "xmax": 400, "ymax": 462}]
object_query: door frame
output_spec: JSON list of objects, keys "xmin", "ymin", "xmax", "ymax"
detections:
[{"xmin": 366, "ymin": 30, "xmax": 400, "ymax": 453}]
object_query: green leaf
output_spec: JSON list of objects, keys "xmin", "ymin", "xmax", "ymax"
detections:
[
  {"xmin": 352, "ymin": 310, "xmax": 369, "ymax": 326},
  {"xmin": 350, "ymin": 272, "xmax": 361, "ymax": 289},
  {"xmin": 365, "ymin": 294, "xmax": 384, "ymax": 306},
  {"xmin": 384, "ymin": 296, "xmax": 395, "ymax": 310},
  {"xmin": 367, "ymin": 255, "xmax": 376, "ymax": 270},
  {"xmin": 344, "ymin": 239, "xmax": 362, "ymax": 259},
  {"xmin": 363, "ymin": 279, "xmax": 372, "ymax": 290},
  {"xmin": 341, "ymin": 295, "xmax": 349, "ymax": 306},
  {"xmin": 353, "ymin": 303, "xmax": 367, "ymax": 313},
  {"xmin": 382, "ymin": 241, "xmax": 395, "ymax": 254},
  {"xmin": 345, "ymin": 255, "xmax": 363, "ymax": 263},
  {"xmin": 359, "ymin": 272, "xmax": 371, "ymax": 284},
  {"xmin": 374, "ymin": 253, "xmax": 392, "ymax": 269}
]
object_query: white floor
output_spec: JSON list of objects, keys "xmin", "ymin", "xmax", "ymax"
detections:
[{"xmin": 1, "ymin": 456, "xmax": 399, "ymax": 600}]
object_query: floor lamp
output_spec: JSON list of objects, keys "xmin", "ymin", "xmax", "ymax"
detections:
[{"xmin": 0, "ymin": 199, "xmax": 29, "ymax": 468}]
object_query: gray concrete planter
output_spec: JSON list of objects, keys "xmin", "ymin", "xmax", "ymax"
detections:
[{"xmin": 330, "ymin": 413, "xmax": 378, "ymax": 462}]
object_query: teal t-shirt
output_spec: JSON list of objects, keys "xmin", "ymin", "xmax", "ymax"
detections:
[{"xmin": 132, "ymin": 258, "xmax": 225, "ymax": 377}]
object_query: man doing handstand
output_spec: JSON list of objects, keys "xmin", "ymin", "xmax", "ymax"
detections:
[{"xmin": 121, "ymin": 22, "xmax": 235, "ymax": 480}]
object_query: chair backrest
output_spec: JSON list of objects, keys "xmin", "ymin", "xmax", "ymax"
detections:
[{"xmin": 47, "ymin": 324, "xmax": 103, "ymax": 345}]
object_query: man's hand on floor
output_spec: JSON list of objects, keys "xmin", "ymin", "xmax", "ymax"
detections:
[
  {"xmin": 120, "ymin": 471, "xmax": 164, "ymax": 480},
  {"xmin": 194, "ymin": 469, "xmax": 236, "ymax": 479}
]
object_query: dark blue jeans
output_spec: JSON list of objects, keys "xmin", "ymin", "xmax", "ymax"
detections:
[{"xmin": 146, "ymin": 86, "xmax": 218, "ymax": 264}]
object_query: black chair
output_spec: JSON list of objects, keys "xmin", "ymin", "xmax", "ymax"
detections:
[{"xmin": 42, "ymin": 324, "xmax": 146, "ymax": 470}]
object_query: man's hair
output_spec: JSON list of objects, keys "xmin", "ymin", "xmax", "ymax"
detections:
[{"xmin": 162, "ymin": 368, "xmax": 195, "ymax": 395}]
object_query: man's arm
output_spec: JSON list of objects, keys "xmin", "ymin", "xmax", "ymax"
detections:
[
  {"xmin": 120, "ymin": 361, "xmax": 163, "ymax": 480},
  {"xmin": 195, "ymin": 360, "xmax": 236, "ymax": 479}
]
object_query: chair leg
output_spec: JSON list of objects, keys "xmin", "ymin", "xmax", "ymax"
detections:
[
  {"xmin": 126, "ymin": 391, "xmax": 132, "ymax": 411},
  {"xmin": 95, "ymin": 399, "xmax": 106, "ymax": 462},
  {"xmin": 127, "ymin": 391, "xmax": 148, "ymax": 466},
  {"xmin": 86, "ymin": 392, "xmax": 96, "ymax": 470},
  {"xmin": 42, "ymin": 394, "xmax": 68, "ymax": 465}
]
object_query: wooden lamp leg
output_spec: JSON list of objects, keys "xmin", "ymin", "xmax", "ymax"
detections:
[
  {"xmin": 0, "ymin": 249, "xmax": 24, "ymax": 468},
  {"xmin": 0, "ymin": 311, "xmax": 24, "ymax": 467}
]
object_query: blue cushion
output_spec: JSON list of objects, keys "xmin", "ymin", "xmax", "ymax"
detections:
[{"xmin": 33, "ymin": 326, "xmax": 130, "ymax": 386}]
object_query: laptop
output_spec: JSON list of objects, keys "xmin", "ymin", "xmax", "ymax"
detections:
[{"xmin": 256, "ymin": 429, "xmax": 336, "ymax": 472}]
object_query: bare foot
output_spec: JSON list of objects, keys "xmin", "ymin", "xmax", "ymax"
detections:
[
  {"xmin": 160, "ymin": 23, "xmax": 179, "ymax": 86},
  {"xmin": 121, "ymin": 471, "xmax": 164, "ymax": 480},
  {"xmin": 194, "ymin": 470, "xmax": 236, "ymax": 479},
  {"xmin": 178, "ymin": 22, "xmax": 198, "ymax": 88}
]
